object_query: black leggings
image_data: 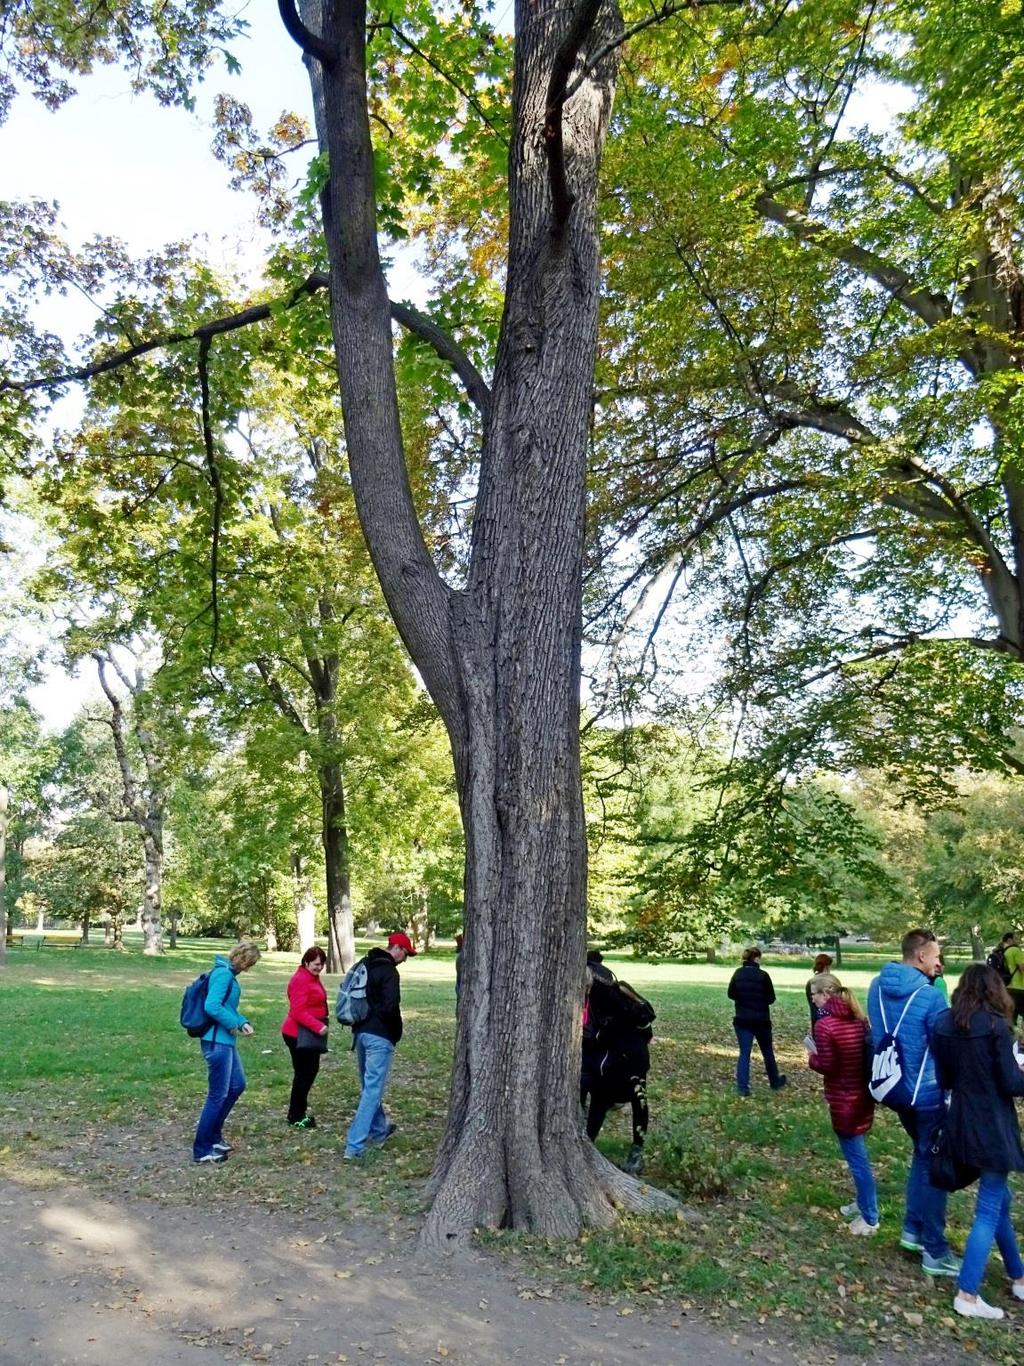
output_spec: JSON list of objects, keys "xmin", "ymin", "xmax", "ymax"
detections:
[
  {"xmin": 282, "ymin": 1033, "xmax": 322, "ymax": 1122},
  {"xmin": 583, "ymin": 1074, "xmax": 649, "ymax": 1147}
]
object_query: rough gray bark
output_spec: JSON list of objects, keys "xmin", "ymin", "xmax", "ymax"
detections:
[
  {"xmin": 291, "ymin": 0, "xmax": 678, "ymax": 1245},
  {"xmin": 292, "ymin": 854, "xmax": 317, "ymax": 952},
  {"xmin": 92, "ymin": 652, "xmax": 165, "ymax": 955}
]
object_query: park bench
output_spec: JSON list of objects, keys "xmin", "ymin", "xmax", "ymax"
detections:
[{"xmin": 9, "ymin": 933, "xmax": 47, "ymax": 949}]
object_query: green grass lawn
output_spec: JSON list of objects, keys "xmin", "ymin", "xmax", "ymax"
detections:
[{"xmin": 0, "ymin": 939, "xmax": 1014, "ymax": 1361}]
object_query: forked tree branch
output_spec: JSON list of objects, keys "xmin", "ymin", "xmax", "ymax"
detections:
[
  {"xmin": 278, "ymin": 0, "xmax": 338, "ymax": 66},
  {"xmin": 544, "ymin": 0, "xmax": 603, "ymax": 235}
]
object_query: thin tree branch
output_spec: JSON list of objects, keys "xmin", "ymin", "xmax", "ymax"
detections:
[
  {"xmin": 563, "ymin": 0, "xmax": 742, "ymax": 104},
  {"xmin": 2, "ymin": 275, "xmax": 494, "ymax": 419},
  {"xmin": 385, "ymin": 21, "xmax": 507, "ymax": 143}
]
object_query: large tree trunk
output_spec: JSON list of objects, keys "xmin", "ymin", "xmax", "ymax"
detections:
[
  {"xmin": 292, "ymin": 855, "xmax": 317, "ymax": 953},
  {"xmin": 0, "ymin": 784, "xmax": 7, "ymax": 965},
  {"xmin": 320, "ymin": 759, "xmax": 354, "ymax": 973},
  {"xmin": 141, "ymin": 827, "xmax": 163, "ymax": 955},
  {"xmin": 291, "ymin": 0, "xmax": 678, "ymax": 1245}
]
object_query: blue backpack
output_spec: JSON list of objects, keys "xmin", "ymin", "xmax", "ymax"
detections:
[
  {"xmin": 180, "ymin": 969, "xmax": 231, "ymax": 1037},
  {"xmin": 335, "ymin": 958, "xmax": 370, "ymax": 1026}
]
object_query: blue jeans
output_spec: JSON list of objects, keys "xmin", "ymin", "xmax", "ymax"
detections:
[
  {"xmin": 734, "ymin": 1023, "xmax": 782, "ymax": 1093},
  {"xmin": 958, "ymin": 1171, "xmax": 1024, "ymax": 1295},
  {"xmin": 837, "ymin": 1132, "xmax": 879, "ymax": 1225},
  {"xmin": 194, "ymin": 1041, "xmax": 246, "ymax": 1159},
  {"xmin": 345, "ymin": 1033, "xmax": 395, "ymax": 1156},
  {"xmin": 897, "ymin": 1107, "xmax": 949, "ymax": 1258}
]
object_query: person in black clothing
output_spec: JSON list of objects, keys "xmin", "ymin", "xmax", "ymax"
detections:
[
  {"xmin": 932, "ymin": 964, "xmax": 1024, "ymax": 1321},
  {"xmin": 581, "ymin": 962, "xmax": 651, "ymax": 1175},
  {"xmin": 728, "ymin": 946, "xmax": 787, "ymax": 1097},
  {"xmin": 343, "ymin": 931, "xmax": 415, "ymax": 1159}
]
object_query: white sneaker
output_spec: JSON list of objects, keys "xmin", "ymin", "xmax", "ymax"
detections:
[
  {"xmin": 840, "ymin": 1202, "xmax": 859, "ymax": 1219},
  {"xmin": 1011, "ymin": 1279, "xmax": 1024, "ymax": 1301},
  {"xmin": 954, "ymin": 1294, "xmax": 1004, "ymax": 1320},
  {"xmin": 849, "ymin": 1216, "xmax": 879, "ymax": 1237}
]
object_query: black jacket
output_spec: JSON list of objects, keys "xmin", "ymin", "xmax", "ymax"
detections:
[
  {"xmin": 728, "ymin": 962, "xmax": 776, "ymax": 1025},
  {"xmin": 932, "ymin": 1007, "xmax": 1024, "ymax": 1172},
  {"xmin": 354, "ymin": 947, "xmax": 403, "ymax": 1046}
]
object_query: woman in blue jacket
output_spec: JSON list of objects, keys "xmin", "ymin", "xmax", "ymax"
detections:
[
  {"xmin": 193, "ymin": 941, "xmax": 261, "ymax": 1164},
  {"xmin": 933, "ymin": 964, "xmax": 1024, "ymax": 1321}
]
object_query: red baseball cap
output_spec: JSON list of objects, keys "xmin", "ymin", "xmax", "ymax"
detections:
[{"xmin": 388, "ymin": 931, "xmax": 417, "ymax": 956}]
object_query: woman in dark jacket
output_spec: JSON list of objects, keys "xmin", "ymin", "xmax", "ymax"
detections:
[
  {"xmin": 281, "ymin": 946, "xmax": 329, "ymax": 1129},
  {"xmin": 806, "ymin": 974, "xmax": 878, "ymax": 1235},
  {"xmin": 727, "ymin": 947, "xmax": 787, "ymax": 1097},
  {"xmin": 932, "ymin": 964, "xmax": 1024, "ymax": 1321}
]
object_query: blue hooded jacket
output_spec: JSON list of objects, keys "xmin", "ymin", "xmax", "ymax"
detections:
[
  {"xmin": 867, "ymin": 960, "xmax": 945, "ymax": 1112},
  {"xmin": 200, "ymin": 955, "xmax": 250, "ymax": 1045}
]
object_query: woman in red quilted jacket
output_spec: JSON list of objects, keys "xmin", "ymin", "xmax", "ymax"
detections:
[
  {"xmin": 807, "ymin": 973, "xmax": 879, "ymax": 1236},
  {"xmin": 281, "ymin": 946, "xmax": 329, "ymax": 1129}
]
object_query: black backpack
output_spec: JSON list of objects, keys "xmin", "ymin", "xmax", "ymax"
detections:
[
  {"xmin": 590, "ymin": 975, "xmax": 656, "ymax": 1039},
  {"xmin": 988, "ymin": 946, "xmax": 1013, "ymax": 987}
]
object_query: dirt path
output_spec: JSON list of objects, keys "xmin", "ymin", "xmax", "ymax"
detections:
[{"xmin": 0, "ymin": 1175, "xmax": 831, "ymax": 1366}]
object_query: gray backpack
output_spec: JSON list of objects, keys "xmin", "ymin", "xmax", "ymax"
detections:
[{"xmin": 335, "ymin": 958, "xmax": 370, "ymax": 1026}]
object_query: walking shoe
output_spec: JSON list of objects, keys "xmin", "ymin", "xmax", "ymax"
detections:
[
  {"xmin": 623, "ymin": 1144, "xmax": 645, "ymax": 1176},
  {"xmin": 343, "ymin": 1149, "xmax": 363, "ymax": 1161},
  {"xmin": 770, "ymin": 1076, "xmax": 788, "ymax": 1090},
  {"xmin": 840, "ymin": 1202, "xmax": 859, "ymax": 1219},
  {"xmin": 211, "ymin": 1141, "xmax": 233, "ymax": 1154},
  {"xmin": 954, "ymin": 1293, "xmax": 1003, "ymax": 1320},
  {"xmin": 1012, "ymin": 1279, "xmax": 1024, "ymax": 1301},
  {"xmin": 737, "ymin": 1089, "xmax": 751, "ymax": 1098},
  {"xmin": 849, "ymin": 1216, "xmax": 879, "ymax": 1237},
  {"xmin": 922, "ymin": 1250, "xmax": 961, "ymax": 1278},
  {"xmin": 371, "ymin": 1122, "xmax": 398, "ymax": 1146},
  {"xmin": 899, "ymin": 1230, "xmax": 924, "ymax": 1252},
  {"xmin": 194, "ymin": 1153, "xmax": 226, "ymax": 1165},
  {"xmin": 289, "ymin": 1115, "xmax": 317, "ymax": 1130}
]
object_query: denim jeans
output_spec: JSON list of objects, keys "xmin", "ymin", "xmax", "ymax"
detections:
[
  {"xmin": 345, "ymin": 1033, "xmax": 395, "ymax": 1156},
  {"xmin": 193, "ymin": 1041, "xmax": 246, "ymax": 1159},
  {"xmin": 734, "ymin": 1022, "xmax": 782, "ymax": 1093},
  {"xmin": 837, "ymin": 1132, "xmax": 879, "ymax": 1226},
  {"xmin": 897, "ymin": 1107, "xmax": 949, "ymax": 1258},
  {"xmin": 958, "ymin": 1171, "xmax": 1024, "ymax": 1295}
]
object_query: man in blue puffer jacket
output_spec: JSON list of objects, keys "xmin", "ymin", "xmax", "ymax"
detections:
[{"xmin": 868, "ymin": 928, "xmax": 958, "ymax": 1277}]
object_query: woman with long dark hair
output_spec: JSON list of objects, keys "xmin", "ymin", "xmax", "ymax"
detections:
[
  {"xmin": 932, "ymin": 963, "xmax": 1024, "ymax": 1320},
  {"xmin": 281, "ymin": 946, "xmax": 329, "ymax": 1130}
]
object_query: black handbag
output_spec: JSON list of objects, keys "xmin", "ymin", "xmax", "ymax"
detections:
[
  {"xmin": 295, "ymin": 1024, "xmax": 328, "ymax": 1053},
  {"xmin": 928, "ymin": 1124, "xmax": 977, "ymax": 1192}
]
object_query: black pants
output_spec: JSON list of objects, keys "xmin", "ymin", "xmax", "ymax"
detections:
[
  {"xmin": 282, "ymin": 1032, "xmax": 321, "ymax": 1122},
  {"xmin": 1011, "ymin": 990, "xmax": 1024, "ymax": 1024},
  {"xmin": 584, "ymin": 1074, "xmax": 649, "ymax": 1147}
]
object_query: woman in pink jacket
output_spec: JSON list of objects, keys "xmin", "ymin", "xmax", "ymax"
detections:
[
  {"xmin": 806, "ymin": 973, "xmax": 879, "ymax": 1236},
  {"xmin": 281, "ymin": 946, "xmax": 329, "ymax": 1129}
]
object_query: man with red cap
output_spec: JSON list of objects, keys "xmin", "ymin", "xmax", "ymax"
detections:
[{"xmin": 344, "ymin": 931, "xmax": 416, "ymax": 1159}]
